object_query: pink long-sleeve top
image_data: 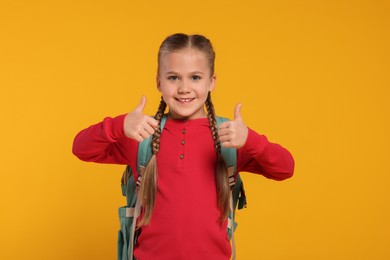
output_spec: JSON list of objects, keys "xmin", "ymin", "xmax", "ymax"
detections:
[{"xmin": 73, "ymin": 115, "xmax": 294, "ymax": 260}]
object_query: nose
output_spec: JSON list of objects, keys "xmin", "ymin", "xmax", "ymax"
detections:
[{"xmin": 178, "ymin": 79, "xmax": 191, "ymax": 94}]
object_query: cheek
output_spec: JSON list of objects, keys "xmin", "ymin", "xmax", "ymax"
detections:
[
  {"xmin": 159, "ymin": 84, "xmax": 174, "ymax": 97},
  {"xmin": 200, "ymin": 83, "xmax": 213, "ymax": 93}
]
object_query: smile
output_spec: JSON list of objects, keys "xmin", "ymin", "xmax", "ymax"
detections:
[{"xmin": 176, "ymin": 98, "xmax": 194, "ymax": 103}]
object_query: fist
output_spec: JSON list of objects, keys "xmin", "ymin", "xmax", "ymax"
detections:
[
  {"xmin": 124, "ymin": 96, "xmax": 159, "ymax": 142},
  {"xmin": 218, "ymin": 103, "xmax": 249, "ymax": 148}
]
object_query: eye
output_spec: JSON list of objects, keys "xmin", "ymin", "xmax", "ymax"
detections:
[
  {"xmin": 192, "ymin": 75, "xmax": 201, "ymax": 81},
  {"xmin": 168, "ymin": 76, "xmax": 178, "ymax": 81}
]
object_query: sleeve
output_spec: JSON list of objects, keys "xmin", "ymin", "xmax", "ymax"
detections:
[
  {"xmin": 237, "ymin": 128, "xmax": 295, "ymax": 180},
  {"xmin": 72, "ymin": 114, "xmax": 138, "ymax": 166}
]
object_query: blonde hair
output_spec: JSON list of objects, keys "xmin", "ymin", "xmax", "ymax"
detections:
[
  {"xmin": 157, "ymin": 33, "xmax": 215, "ymax": 76},
  {"xmin": 138, "ymin": 33, "xmax": 229, "ymax": 226}
]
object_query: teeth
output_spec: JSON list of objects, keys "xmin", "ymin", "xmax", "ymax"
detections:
[{"xmin": 178, "ymin": 98, "xmax": 192, "ymax": 102}]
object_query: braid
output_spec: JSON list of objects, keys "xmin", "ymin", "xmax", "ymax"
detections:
[
  {"xmin": 152, "ymin": 97, "xmax": 167, "ymax": 154},
  {"xmin": 138, "ymin": 97, "xmax": 166, "ymax": 227},
  {"xmin": 205, "ymin": 92, "xmax": 230, "ymax": 222},
  {"xmin": 205, "ymin": 92, "xmax": 221, "ymax": 154}
]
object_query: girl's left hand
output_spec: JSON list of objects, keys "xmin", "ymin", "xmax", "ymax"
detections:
[{"xmin": 218, "ymin": 103, "xmax": 249, "ymax": 148}]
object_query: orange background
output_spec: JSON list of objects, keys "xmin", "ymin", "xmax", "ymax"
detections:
[{"xmin": 1, "ymin": 0, "xmax": 389, "ymax": 259}]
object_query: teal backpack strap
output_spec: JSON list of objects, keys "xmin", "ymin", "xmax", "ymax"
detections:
[
  {"xmin": 215, "ymin": 116, "xmax": 239, "ymax": 260},
  {"xmin": 118, "ymin": 166, "xmax": 136, "ymax": 260},
  {"xmin": 216, "ymin": 116, "xmax": 247, "ymax": 260},
  {"xmin": 216, "ymin": 116, "xmax": 247, "ymax": 211},
  {"xmin": 215, "ymin": 116, "xmax": 237, "ymax": 174}
]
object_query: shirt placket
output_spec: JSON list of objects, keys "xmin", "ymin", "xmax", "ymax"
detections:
[{"xmin": 179, "ymin": 126, "xmax": 186, "ymax": 168}]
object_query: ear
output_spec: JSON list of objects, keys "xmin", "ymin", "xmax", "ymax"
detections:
[
  {"xmin": 156, "ymin": 75, "xmax": 162, "ymax": 92},
  {"xmin": 209, "ymin": 74, "xmax": 217, "ymax": 92}
]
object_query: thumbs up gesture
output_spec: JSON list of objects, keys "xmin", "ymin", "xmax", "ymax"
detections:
[
  {"xmin": 218, "ymin": 104, "xmax": 249, "ymax": 148},
  {"xmin": 124, "ymin": 96, "xmax": 159, "ymax": 142}
]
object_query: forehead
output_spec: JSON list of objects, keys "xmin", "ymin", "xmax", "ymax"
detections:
[{"xmin": 160, "ymin": 48, "xmax": 210, "ymax": 73}]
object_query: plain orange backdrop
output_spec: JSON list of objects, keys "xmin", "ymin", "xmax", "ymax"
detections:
[{"xmin": 1, "ymin": 0, "xmax": 389, "ymax": 259}]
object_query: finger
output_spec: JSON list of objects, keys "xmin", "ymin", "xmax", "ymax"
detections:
[
  {"xmin": 234, "ymin": 103, "xmax": 242, "ymax": 121},
  {"xmin": 133, "ymin": 134, "xmax": 144, "ymax": 143},
  {"xmin": 218, "ymin": 128, "xmax": 230, "ymax": 137},
  {"xmin": 134, "ymin": 96, "xmax": 147, "ymax": 112},
  {"xmin": 144, "ymin": 123, "xmax": 156, "ymax": 135},
  {"xmin": 218, "ymin": 121, "xmax": 230, "ymax": 130},
  {"xmin": 146, "ymin": 116, "xmax": 159, "ymax": 128},
  {"xmin": 219, "ymin": 135, "xmax": 230, "ymax": 143},
  {"xmin": 139, "ymin": 129, "xmax": 151, "ymax": 139}
]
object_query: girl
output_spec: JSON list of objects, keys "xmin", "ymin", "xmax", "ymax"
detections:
[{"xmin": 72, "ymin": 33, "xmax": 294, "ymax": 260}]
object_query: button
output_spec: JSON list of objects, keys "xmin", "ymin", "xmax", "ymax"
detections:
[
  {"xmin": 179, "ymin": 154, "xmax": 184, "ymax": 159},
  {"xmin": 182, "ymin": 129, "xmax": 186, "ymax": 134},
  {"xmin": 181, "ymin": 140, "xmax": 185, "ymax": 145}
]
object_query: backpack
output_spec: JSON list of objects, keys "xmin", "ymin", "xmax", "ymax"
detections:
[{"xmin": 117, "ymin": 115, "xmax": 247, "ymax": 260}]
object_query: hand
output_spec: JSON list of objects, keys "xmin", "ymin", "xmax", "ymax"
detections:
[
  {"xmin": 124, "ymin": 96, "xmax": 159, "ymax": 142},
  {"xmin": 218, "ymin": 103, "xmax": 249, "ymax": 148}
]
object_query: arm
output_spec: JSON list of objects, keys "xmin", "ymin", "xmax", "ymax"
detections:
[
  {"xmin": 72, "ymin": 96, "xmax": 159, "ymax": 165},
  {"xmin": 218, "ymin": 104, "xmax": 294, "ymax": 180},
  {"xmin": 72, "ymin": 114, "xmax": 138, "ymax": 165},
  {"xmin": 237, "ymin": 128, "xmax": 294, "ymax": 180}
]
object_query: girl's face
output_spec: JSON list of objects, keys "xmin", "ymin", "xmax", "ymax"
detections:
[{"xmin": 157, "ymin": 48, "xmax": 216, "ymax": 120}]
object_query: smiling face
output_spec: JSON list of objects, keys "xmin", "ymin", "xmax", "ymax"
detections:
[{"xmin": 157, "ymin": 48, "xmax": 216, "ymax": 120}]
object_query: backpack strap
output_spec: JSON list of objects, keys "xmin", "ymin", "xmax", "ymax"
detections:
[
  {"xmin": 216, "ymin": 116, "xmax": 240, "ymax": 260},
  {"xmin": 215, "ymin": 116, "xmax": 247, "ymax": 210},
  {"xmin": 215, "ymin": 116, "xmax": 237, "ymax": 175}
]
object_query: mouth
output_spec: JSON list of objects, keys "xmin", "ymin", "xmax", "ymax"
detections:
[{"xmin": 176, "ymin": 98, "xmax": 194, "ymax": 103}]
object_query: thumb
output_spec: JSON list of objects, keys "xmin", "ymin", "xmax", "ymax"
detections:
[
  {"xmin": 234, "ymin": 103, "xmax": 242, "ymax": 121},
  {"xmin": 135, "ymin": 96, "xmax": 147, "ymax": 112}
]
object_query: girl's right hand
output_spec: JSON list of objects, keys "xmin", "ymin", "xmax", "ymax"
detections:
[{"xmin": 124, "ymin": 96, "xmax": 159, "ymax": 142}]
